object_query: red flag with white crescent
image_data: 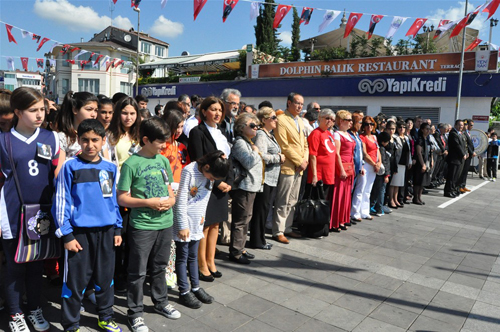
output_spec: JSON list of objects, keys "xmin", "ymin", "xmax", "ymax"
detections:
[
  {"xmin": 60, "ymin": 44, "xmax": 70, "ymax": 55},
  {"xmin": 222, "ymin": 0, "xmax": 239, "ymax": 22},
  {"xmin": 344, "ymin": 12, "xmax": 363, "ymax": 38},
  {"xmin": 94, "ymin": 54, "xmax": 105, "ymax": 66},
  {"xmin": 484, "ymin": 0, "xmax": 500, "ymax": 20},
  {"xmin": 466, "ymin": 4, "xmax": 486, "ymax": 26},
  {"xmin": 37, "ymin": 37, "xmax": 50, "ymax": 51},
  {"xmin": 405, "ymin": 18, "xmax": 427, "ymax": 38},
  {"xmin": 88, "ymin": 52, "xmax": 95, "ymax": 61},
  {"xmin": 300, "ymin": 7, "xmax": 314, "ymax": 25},
  {"xmin": 5, "ymin": 24, "xmax": 17, "ymax": 44},
  {"xmin": 69, "ymin": 47, "xmax": 81, "ymax": 53},
  {"xmin": 21, "ymin": 57, "xmax": 29, "ymax": 71},
  {"xmin": 450, "ymin": 15, "xmax": 469, "ymax": 38},
  {"xmin": 106, "ymin": 60, "xmax": 113, "ymax": 72},
  {"xmin": 465, "ymin": 38, "xmax": 482, "ymax": 51},
  {"xmin": 36, "ymin": 58, "xmax": 44, "ymax": 68},
  {"xmin": 66, "ymin": 60, "xmax": 75, "ymax": 65},
  {"xmin": 273, "ymin": 5, "xmax": 292, "ymax": 29},
  {"xmin": 115, "ymin": 60, "xmax": 125, "ymax": 67},
  {"xmin": 367, "ymin": 15, "xmax": 383, "ymax": 39},
  {"xmin": 194, "ymin": 0, "xmax": 208, "ymax": 20},
  {"xmin": 80, "ymin": 60, "xmax": 89, "ymax": 71},
  {"xmin": 131, "ymin": 0, "xmax": 141, "ymax": 8}
]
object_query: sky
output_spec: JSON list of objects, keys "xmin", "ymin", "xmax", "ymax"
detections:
[{"xmin": 0, "ymin": 0, "xmax": 499, "ymax": 71}]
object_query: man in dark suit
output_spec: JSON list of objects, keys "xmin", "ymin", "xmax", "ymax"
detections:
[
  {"xmin": 432, "ymin": 123, "xmax": 448, "ymax": 185},
  {"xmin": 444, "ymin": 120, "xmax": 467, "ymax": 197},
  {"xmin": 457, "ymin": 119, "xmax": 475, "ymax": 193}
]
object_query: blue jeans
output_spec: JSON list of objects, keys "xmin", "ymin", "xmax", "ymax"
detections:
[
  {"xmin": 175, "ymin": 240, "xmax": 200, "ymax": 294},
  {"xmin": 370, "ymin": 175, "xmax": 387, "ymax": 213}
]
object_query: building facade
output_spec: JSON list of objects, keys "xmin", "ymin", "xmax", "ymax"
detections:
[{"xmin": 2, "ymin": 71, "xmax": 42, "ymax": 92}]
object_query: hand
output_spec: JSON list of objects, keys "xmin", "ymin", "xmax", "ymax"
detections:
[
  {"xmin": 148, "ymin": 198, "xmax": 167, "ymax": 211},
  {"xmin": 374, "ymin": 164, "xmax": 380, "ymax": 173},
  {"xmin": 422, "ymin": 164, "xmax": 427, "ymax": 173},
  {"xmin": 114, "ymin": 236, "xmax": 122, "ymax": 247},
  {"xmin": 279, "ymin": 153, "xmax": 286, "ymax": 164},
  {"xmin": 297, "ymin": 159, "xmax": 308, "ymax": 172},
  {"xmin": 311, "ymin": 175, "xmax": 318, "ymax": 186},
  {"xmin": 463, "ymin": 155, "xmax": 467, "ymax": 160},
  {"xmin": 412, "ymin": 160, "xmax": 417, "ymax": 165},
  {"xmin": 251, "ymin": 145, "xmax": 259, "ymax": 153},
  {"xmin": 473, "ymin": 152, "xmax": 477, "ymax": 157},
  {"xmin": 218, "ymin": 182, "xmax": 231, "ymax": 193},
  {"xmin": 384, "ymin": 177, "xmax": 389, "ymax": 184},
  {"xmin": 65, "ymin": 239, "xmax": 83, "ymax": 252},
  {"xmin": 340, "ymin": 170, "xmax": 347, "ymax": 180},
  {"xmin": 444, "ymin": 150, "xmax": 448, "ymax": 156},
  {"xmin": 178, "ymin": 229, "xmax": 190, "ymax": 241},
  {"xmin": 360, "ymin": 169, "xmax": 365, "ymax": 176}
]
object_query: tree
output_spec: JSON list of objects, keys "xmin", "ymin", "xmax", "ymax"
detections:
[
  {"xmin": 290, "ymin": 8, "xmax": 301, "ymax": 61},
  {"xmin": 310, "ymin": 47, "xmax": 349, "ymax": 61},
  {"xmin": 254, "ymin": 0, "xmax": 280, "ymax": 57}
]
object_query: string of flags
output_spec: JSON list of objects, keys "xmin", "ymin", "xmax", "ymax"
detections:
[{"xmin": 3, "ymin": 0, "xmax": 500, "ymax": 71}]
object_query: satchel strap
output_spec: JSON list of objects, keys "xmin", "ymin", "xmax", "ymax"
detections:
[{"xmin": 5, "ymin": 133, "xmax": 25, "ymax": 206}]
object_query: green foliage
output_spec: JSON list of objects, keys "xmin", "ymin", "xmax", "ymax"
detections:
[
  {"xmin": 254, "ymin": 0, "xmax": 281, "ymax": 57},
  {"xmin": 238, "ymin": 50, "xmax": 247, "ymax": 75},
  {"xmin": 310, "ymin": 47, "xmax": 349, "ymax": 61},
  {"xmin": 490, "ymin": 100, "xmax": 500, "ymax": 127},
  {"xmin": 412, "ymin": 34, "xmax": 437, "ymax": 54},
  {"xmin": 138, "ymin": 71, "xmax": 240, "ymax": 85},
  {"xmin": 290, "ymin": 8, "xmax": 301, "ymax": 61}
]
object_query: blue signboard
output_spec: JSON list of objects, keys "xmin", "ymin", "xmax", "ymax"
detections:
[{"xmin": 138, "ymin": 72, "xmax": 500, "ymax": 99}]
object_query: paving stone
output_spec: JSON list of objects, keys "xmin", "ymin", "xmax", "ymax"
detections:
[
  {"xmin": 386, "ymin": 282, "xmax": 439, "ymax": 314},
  {"xmin": 232, "ymin": 319, "xmax": 281, "ymax": 332},
  {"xmin": 334, "ymin": 292, "xmax": 383, "ymax": 315},
  {"xmin": 447, "ymin": 272, "xmax": 486, "ymax": 290},
  {"xmin": 352, "ymin": 316, "xmax": 406, "ymax": 332},
  {"xmin": 368, "ymin": 303, "xmax": 418, "ymax": 329},
  {"xmin": 315, "ymin": 305, "xmax": 365, "ymax": 331},
  {"xmin": 256, "ymin": 305, "xmax": 310, "ymax": 331},
  {"xmin": 252, "ymin": 282, "xmax": 298, "ymax": 305},
  {"xmin": 406, "ymin": 273, "xmax": 446, "ymax": 290},
  {"xmin": 441, "ymin": 281, "xmax": 480, "ymax": 300},
  {"xmin": 207, "ymin": 283, "xmax": 247, "ymax": 305},
  {"xmin": 363, "ymin": 274, "xmax": 405, "ymax": 291},
  {"xmin": 462, "ymin": 301, "xmax": 500, "ymax": 332},
  {"xmin": 294, "ymin": 318, "xmax": 348, "ymax": 332},
  {"xmin": 280, "ymin": 293, "xmax": 330, "ymax": 317},
  {"xmin": 415, "ymin": 264, "xmax": 454, "ymax": 281},
  {"xmin": 197, "ymin": 306, "xmax": 252, "ymax": 332},
  {"xmin": 226, "ymin": 294, "xmax": 275, "ymax": 318},
  {"xmin": 409, "ymin": 314, "xmax": 462, "ymax": 332}
]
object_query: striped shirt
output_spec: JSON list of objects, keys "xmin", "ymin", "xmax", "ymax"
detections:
[{"xmin": 173, "ymin": 162, "xmax": 213, "ymax": 242}]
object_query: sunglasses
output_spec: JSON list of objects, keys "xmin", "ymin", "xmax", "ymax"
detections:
[
  {"xmin": 364, "ymin": 123, "xmax": 375, "ymax": 126},
  {"xmin": 313, "ymin": 107, "xmax": 321, "ymax": 110},
  {"xmin": 267, "ymin": 116, "xmax": 278, "ymax": 120},
  {"xmin": 248, "ymin": 123, "xmax": 258, "ymax": 129},
  {"xmin": 324, "ymin": 117, "xmax": 335, "ymax": 121},
  {"xmin": 344, "ymin": 118, "xmax": 353, "ymax": 122}
]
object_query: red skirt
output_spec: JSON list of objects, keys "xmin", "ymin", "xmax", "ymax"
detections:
[{"xmin": 330, "ymin": 174, "xmax": 354, "ymax": 228}]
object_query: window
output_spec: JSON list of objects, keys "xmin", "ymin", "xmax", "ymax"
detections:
[
  {"xmin": 62, "ymin": 53, "xmax": 70, "ymax": 67},
  {"xmin": 5, "ymin": 74, "xmax": 15, "ymax": 78},
  {"xmin": 120, "ymin": 55, "xmax": 131, "ymax": 74},
  {"xmin": 62, "ymin": 79, "xmax": 69, "ymax": 95},
  {"xmin": 155, "ymin": 46, "xmax": 164, "ymax": 57},
  {"xmin": 141, "ymin": 42, "xmax": 151, "ymax": 54},
  {"xmin": 4, "ymin": 84, "xmax": 14, "ymax": 91},
  {"xmin": 380, "ymin": 106, "xmax": 440, "ymax": 124},
  {"xmin": 80, "ymin": 52, "xmax": 100, "ymax": 71},
  {"xmin": 21, "ymin": 79, "xmax": 40, "ymax": 86},
  {"xmin": 78, "ymin": 79, "xmax": 100, "ymax": 95},
  {"xmin": 120, "ymin": 82, "xmax": 132, "ymax": 96}
]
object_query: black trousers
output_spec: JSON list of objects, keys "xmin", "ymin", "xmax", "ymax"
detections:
[
  {"xmin": 444, "ymin": 162, "xmax": 461, "ymax": 194},
  {"xmin": 62, "ymin": 226, "xmax": 116, "ymax": 330},
  {"xmin": 249, "ymin": 184, "xmax": 275, "ymax": 248},
  {"xmin": 127, "ymin": 226, "xmax": 172, "ymax": 319},
  {"xmin": 230, "ymin": 190, "xmax": 256, "ymax": 259},
  {"xmin": 487, "ymin": 158, "xmax": 498, "ymax": 178}
]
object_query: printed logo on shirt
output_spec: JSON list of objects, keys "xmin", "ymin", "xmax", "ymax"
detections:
[
  {"xmin": 99, "ymin": 170, "xmax": 113, "ymax": 198},
  {"xmin": 36, "ymin": 142, "xmax": 52, "ymax": 160}
]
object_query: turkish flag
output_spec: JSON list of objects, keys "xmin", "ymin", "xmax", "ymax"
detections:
[
  {"xmin": 21, "ymin": 57, "xmax": 29, "ymax": 71},
  {"xmin": 94, "ymin": 54, "xmax": 105, "ymax": 66},
  {"xmin": 115, "ymin": 60, "xmax": 125, "ymax": 68},
  {"xmin": 300, "ymin": 7, "xmax": 314, "ymax": 25},
  {"xmin": 344, "ymin": 12, "xmax": 363, "ymax": 38},
  {"xmin": 484, "ymin": 0, "xmax": 500, "ymax": 20},
  {"xmin": 131, "ymin": 0, "xmax": 141, "ymax": 8},
  {"xmin": 36, "ymin": 58, "xmax": 44, "ymax": 68},
  {"xmin": 405, "ymin": 18, "xmax": 427, "ymax": 38},
  {"xmin": 66, "ymin": 60, "xmax": 76, "ymax": 65},
  {"xmin": 194, "ymin": 0, "xmax": 208, "ymax": 20},
  {"xmin": 465, "ymin": 38, "xmax": 482, "ymax": 51},
  {"xmin": 106, "ymin": 60, "xmax": 114, "ymax": 72},
  {"xmin": 80, "ymin": 60, "xmax": 89, "ymax": 71},
  {"xmin": 367, "ymin": 15, "xmax": 384, "ymax": 39},
  {"xmin": 36, "ymin": 37, "xmax": 50, "ymax": 52},
  {"xmin": 5, "ymin": 24, "xmax": 17, "ymax": 44},
  {"xmin": 273, "ymin": 5, "xmax": 292, "ymax": 29},
  {"xmin": 450, "ymin": 15, "xmax": 469, "ymax": 38},
  {"xmin": 60, "ymin": 44, "xmax": 70, "ymax": 55},
  {"xmin": 222, "ymin": 0, "xmax": 239, "ymax": 22},
  {"xmin": 69, "ymin": 47, "xmax": 81, "ymax": 53},
  {"xmin": 433, "ymin": 20, "xmax": 452, "ymax": 39}
]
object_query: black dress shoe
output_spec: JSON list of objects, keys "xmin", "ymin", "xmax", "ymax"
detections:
[
  {"xmin": 350, "ymin": 220, "xmax": 357, "ymax": 225},
  {"xmin": 209, "ymin": 270, "xmax": 222, "ymax": 278},
  {"xmin": 412, "ymin": 200, "xmax": 424, "ymax": 205},
  {"xmin": 340, "ymin": 225, "xmax": 347, "ymax": 230},
  {"xmin": 330, "ymin": 228, "xmax": 341, "ymax": 233},
  {"xmin": 199, "ymin": 272, "xmax": 215, "ymax": 282},
  {"xmin": 345, "ymin": 222, "xmax": 352, "ymax": 227},
  {"xmin": 388, "ymin": 204, "xmax": 398, "ymax": 209},
  {"xmin": 229, "ymin": 254, "xmax": 251, "ymax": 264},
  {"xmin": 242, "ymin": 251, "xmax": 255, "ymax": 259},
  {"xmin": 444, "ymin": 192, "xmax": 456, "ymax": 198}
]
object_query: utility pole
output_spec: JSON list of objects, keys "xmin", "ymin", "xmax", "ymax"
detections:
[
  {"xmin": 455, "ymin": 0, "xmax": 468, "ymax": 121},
  {"xmin": 133, "ymin": 7, "xmax": 140, "ymax": 96}
]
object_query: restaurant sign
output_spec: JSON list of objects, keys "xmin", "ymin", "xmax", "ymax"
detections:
[{"xmin": 252, "ymin": 52, "xmax": 498, "ymax": 78}]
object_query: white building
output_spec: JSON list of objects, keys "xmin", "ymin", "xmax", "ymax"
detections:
[
  {"xmin": 2, "ymin": 71, "xmax": 42, "ymax": 92},
  {"xmin": 50, "ymin": 26, "xmax": 169, "ymax": 101}
]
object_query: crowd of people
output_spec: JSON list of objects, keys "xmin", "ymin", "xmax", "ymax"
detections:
[{"xmin": 0, "ymin": 86, "xmax": 497, "ymax": 332}]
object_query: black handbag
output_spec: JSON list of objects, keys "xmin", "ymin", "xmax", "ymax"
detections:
[
  {"xmin": 231, "ymin": 156, "xmax": 247, "ymax": 187},
  {"xmin": 5, "ymin": 133, "xmax": 61, "ymax": 263},
  {"xmin": 295, "ymin": 183, "xmax": 331, "ymax": 226}
]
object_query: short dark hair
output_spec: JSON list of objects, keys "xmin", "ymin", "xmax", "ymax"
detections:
[
  {"xmin": 258, "ymin": 100, "xmax": 273, "ymax": 109},
  {"xmin": 304, "ymin": 110, "xmax": 318, "ymax": 122},
  {"xmin": 491, "ymin": 132, "xmax": 498, "ymax": 138},
  {"xmin": 112, "ymin": 92, "xmax": 128, "ymax": 105},
  {"xmin": 178, "ymin": 94, "xmax": 190, "ymax": 103},
  {"xmin": 377, "ymin": 131, "xmax": 391, "ymax": 144},
  {"xmin": 197, "ymin": 150, "xmax": 230, "ymax": 180},
  {"xmin": 154, "ymin": 104, "xmax": 163, "ymax": 116},
  {"xmin": 287, "ymin": 92, "xmax": 301, "ymax": 104},
  {"xmin": 455, "ymin": 119, "xmax": 464, "ymax": 125},
  {"xmin": 77, "ymin": 119, "xmax": 106, "ymax": 138},
  {"xmin": 139, "ymin": 117, "xmax": 170, "ymax": 146},
  {"xmin": 162, "ymin": 109, "xmax": 184, "ymax": 135},
  {"xmin": 98, "ymin": 96, "xmax": 113, "ymax": 109},
  {"xmin": 135, "ymin": 95, "xmax": 149, "ymax": 103},
  {"xmin": 139, "ymin": 108, "xmax": 151, "ymax": 120}
]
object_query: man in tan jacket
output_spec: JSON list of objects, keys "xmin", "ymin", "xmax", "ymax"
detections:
[{"xmin": 272, "ymin": 93, "xmax": 309, "ymax": 244}]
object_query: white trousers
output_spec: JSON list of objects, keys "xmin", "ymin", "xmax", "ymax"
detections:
[{"xmin": 351, "ymin": 165, "xmax": 377, "ymax": 219}]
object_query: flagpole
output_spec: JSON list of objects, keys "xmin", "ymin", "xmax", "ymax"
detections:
[{"xmin": 455, "ymin": 0, "xmax": 468, "ymax": 121}]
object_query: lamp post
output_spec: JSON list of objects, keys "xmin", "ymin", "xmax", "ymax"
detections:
[
  {"xmin": 133, "ymin": 7, "xmax": 140, "ymax": 96},
  {"xmin": 422, "ymin": 25, "xmax": 434, "ymax": 53},
  {"xmin": 489, "ymin": 18, "xmax": 499, "ymax": 45},
  {"xmin": 455, "ymin": 0, "xmax": 468, "ymax": 121}
]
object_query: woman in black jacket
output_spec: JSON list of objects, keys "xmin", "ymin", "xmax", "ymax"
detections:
[{"xmin": 188, "ymin": 96, "xmax": 233, "ymax": 281}]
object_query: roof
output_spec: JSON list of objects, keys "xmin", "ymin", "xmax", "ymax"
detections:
[
  {"xmin": 49, "ymin": 41, "xmax": 136, "ymax": 57},
  {"xmin": 141, "ymin": 50, "xmax": 240, "ymax": 72},
  {"xmin": 94, "ymin": 26, "xmax": 169, "ymax": 47}
]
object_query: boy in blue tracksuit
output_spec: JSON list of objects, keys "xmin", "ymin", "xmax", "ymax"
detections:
[
  {"xmin": 53, "ymin": 119, "xmax": 123, "ymax": 332},
  {"xmin": 487, "ymin": 132, "xmax": 500, "ymax": 181}
]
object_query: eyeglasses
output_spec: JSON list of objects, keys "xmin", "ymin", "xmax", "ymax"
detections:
[
  {"xmin": 344, "ymin": 118, "xmax": 353, "ymax": 122},
  {"xmin": 324, "ymin": 117, "xmax": 335, "ymax": 121},
  {"xmin": 182, "ymin": 102, "xmax": 191, "ymax": 107},
  {"xmin": 293, "ymin": 101, "xmax": 304, "ymax": 106},
  {"xmin": 364, "ymin": 123, "xmax": 375, "ymax": 126},
  {"xmin": 248, "ymin": 123, "xmax": 258, "ymax": 129},
  {"xmin": 313, "ymin": 107, "xmax": 321, "ymax": 110},
  {"xmin": 227, "ymin": 101, "xmax": 240, "ymax": 107},
  {"xmin": 267, "ymin": 116, "xmax": 278, "ymax": 120}
]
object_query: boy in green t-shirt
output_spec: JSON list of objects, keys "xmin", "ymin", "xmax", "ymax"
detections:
[{"xmin": 117, "ymin": 117, "xmax": 180, "ymax": 332}]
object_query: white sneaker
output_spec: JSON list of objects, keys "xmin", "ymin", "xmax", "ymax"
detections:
[
  {"xmin": 382, "ymin": 206, "xmax": 392, "ymax": 214},
  {"xmin": 27, "ymin": 308, "xmax": 49, "ymax": 332},
  {"xmin": 491, "ymin": 178, "xmax": 495, "ymax": 182},
  {"xmin": 154, "ymin": 304, "xmax": 181, "ymax": 319},
  {"xmin": 128, "ymin": 317, "xmax": 149, "ymax": 332},
  {"xmin": 10, "ymin": 313, "xmax": 30, "ymax": 332},
  {"xmin": 494, "ymin": 178, "xmax": 497, "ymax": 182}
]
